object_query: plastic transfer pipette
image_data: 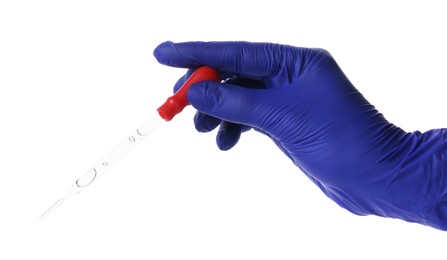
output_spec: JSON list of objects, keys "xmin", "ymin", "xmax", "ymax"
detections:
[{"xmin": 39, "ymin": 66, "xmax": 220, "ymax": 220}]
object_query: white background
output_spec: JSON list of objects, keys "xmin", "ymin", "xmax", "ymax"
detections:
[{"xmin": 1, "ymin": 0, "xmax": 446, "ymax": 259}]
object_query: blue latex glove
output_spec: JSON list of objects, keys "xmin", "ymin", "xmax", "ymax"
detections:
[{"xmin": 154, "ymin": 41, "xmax": 447, "ymax": 231}]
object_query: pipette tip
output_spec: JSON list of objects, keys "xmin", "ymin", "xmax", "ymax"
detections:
[{"xmin": 39, "ymin": 199, "xmax": 64, "ymax": 221}]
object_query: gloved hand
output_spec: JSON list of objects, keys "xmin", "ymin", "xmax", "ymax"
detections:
[{"xmin": 154, "ymin": 41, "xmax": 447, "ymax": 231}]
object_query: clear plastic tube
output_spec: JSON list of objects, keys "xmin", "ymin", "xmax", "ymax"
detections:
[{"xmin": 39, "ymin": 113, "xmax": 164, "ymax": 220}]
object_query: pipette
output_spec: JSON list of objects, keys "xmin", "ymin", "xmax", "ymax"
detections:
[{"xmin": 40, "ymin": 66, "xmax": 220, "ymax": 220}]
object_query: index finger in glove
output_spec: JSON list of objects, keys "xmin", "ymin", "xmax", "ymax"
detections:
[{"xmin": 153, "ymin": 41, "xmax": 303, "ymax": 79}]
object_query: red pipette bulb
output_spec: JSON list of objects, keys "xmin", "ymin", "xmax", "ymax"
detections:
[{"xmin": 157, "ymin": 66, "xmax": 220, "ymax": 121}]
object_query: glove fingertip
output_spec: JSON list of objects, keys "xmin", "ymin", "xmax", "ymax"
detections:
[
  {"xmin": 153, "ymin": 41, "xmax": 201, "ymax": 68},
  {"xmin": 193, "ymin": 112, "xmax": 221, "ymax": 132},
  {"xmin": 173, "ymin": 69, "xmax": 195, "ymax": 93},
  {"xmin": 216, "ymin": 132, "xmax": 239, "ymax": 151},
  {"xmin": 153, "ymin": 41, "xmax": 174, "ymax": 64},
  {"xmin": 186, "ymin": 82, "xmax": 214, "ymax": 111},
  {"xmin": 216, "ymin": 122, "xmax": 242, "ymax": 151}
]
